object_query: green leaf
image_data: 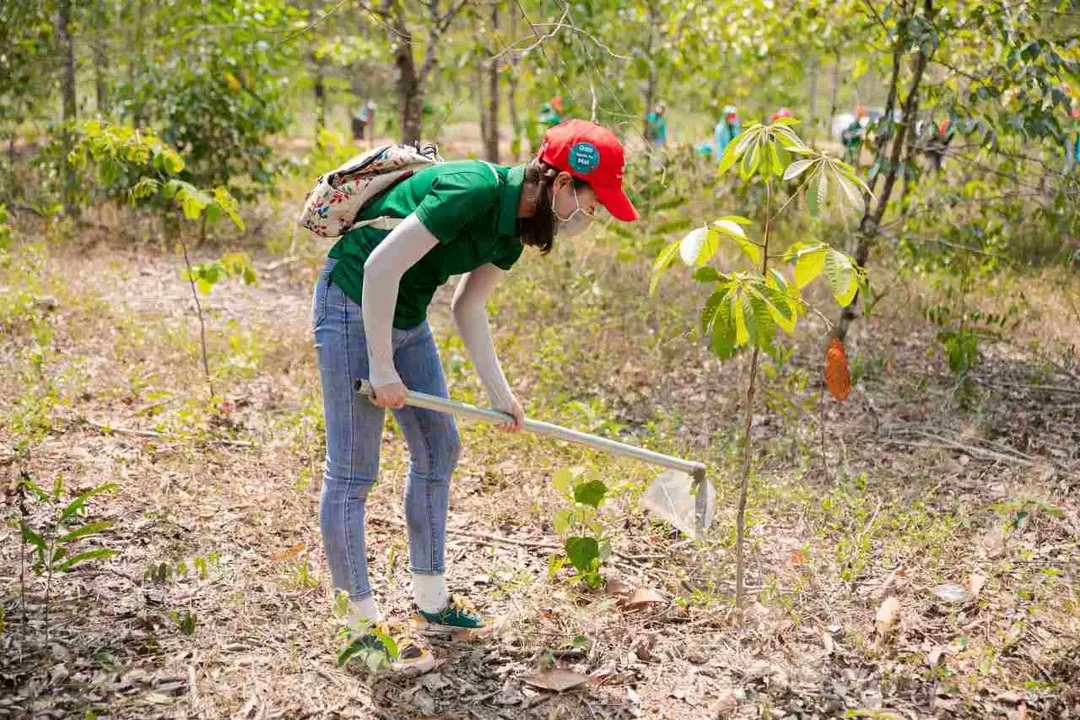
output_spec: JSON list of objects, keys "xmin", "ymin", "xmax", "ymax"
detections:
[
  {"xmin": 339, "ymin": 634, "xmax": 378, "ymax": 669},
  {"xmin": 20, "ymin": 523, "xmax": 47, "ymax": 552},
  {"xmin": 766, "ymin": 268, "xmax": 792, "ymax": 294},
  {"xmin": 574, "ymin": 479, "xmax": 607, "ymax": 509},
  {"xmin": 717, "ymin": 137, "xmax": 740, "ymax": 175},
  {"xmin": 740, "ymin": 142, "xmax": 761, "ymax": 180},
  {"xmin": 553, "ymin": 508, "xmax": 574, "ymax": 534},
  {"xmin": 162, "ymin": 149, "xmax": 185, "ymax": 175},
  {"xmin": 816, "ymin": 170, "xmax": 828, "ymax": 211},
  {"xmin": 649, "ymin": 239, "xmax": 682, "ymax": 296},
  {"xmin": 552, "ymin": 469, "xmax": 574, "ymax": 496},
  {"xmin": 547, "ymin": 554, "xmax": 568, "ymax": 577},
  {"xmin": 833, "ymin": 169, "xmax": 864, "ymax": 210},
  {"xmin": 57, "ymin": 520, "xmax": 113, "ymax": 544},
  {"xmin": 693, "ymin": 266, "xmax": 720, "ymax": 282},
  {"xmin": 783, "ymin": 158, "xmax": 815, "ymax": 181},
  {"xmin": 56, "ymin": 548, "xmax": 118, "ymax": 572},
  {"xmin": 746, "ymin": 290, "xmax": 778, "ymax": 357},
  {"xmin": 59, "ymin": 483, "xmax": 118, "ymax": 525},
  {"xmin": 20, "ymin": 477, "xmax": 48, "ymax": 501},
  {"xmin": 679, "ymin": 226, "xmax": 720, "ymax": 267},
  {"xmin": 793, "ymin": 248, "xmax": 827, "ymax": 289},
  {"xmin": 172, "ymin": 182, "xmax": 212, "ymax": 221},
  {"xmin": 773, "ymin": 125, "xmax": 805, "ymax": 149},
  {"xmin": 372, "ymin": 626, "xmax": 399, "ymax": 660},
  {"xmin": 716, "ymin": 215, "xmax": 752, "ymax": 226},
  {"xmin": 710, "ymin": 290, "xmax": 736, "ymax": 359},
  {"xmin": 807, "ymin": 170, "xmax": 821, "ymax": 217},
  {"xmin": 565, "ymin": 536, "xmax": 600, "ymax": 573},
  {"xmin": 768, "ymin": 141, "xmax": 783, "ymax": 177},
  {"xmin": 204, "ymin": 203, "xmax": 223, "ymax": 227},
  {"xmin": 824, "ymin": 249, "xmax": 858, "ymax": 306},
  {"xmin": 733, "ymin": 290, "xmax": 749, "ymax": 347},
  {"xmin": 754, "ymin": 285, "xmax": 798, "ymax": 334},
  {"xmin": 701, "ymin": 286, "xmax": 726, "ymax": 334},
  {"xmin": 713, "ymin": 220, "xmax": 760, "ymax": 265}
]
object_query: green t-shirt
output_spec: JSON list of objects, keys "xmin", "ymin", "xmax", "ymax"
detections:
[{"xmin": 327, "ymin": 160, "xmax": 526, "ymax": 329}]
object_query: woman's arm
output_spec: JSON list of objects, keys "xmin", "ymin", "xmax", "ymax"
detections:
[
  {"xmin": 451, "ymin": 263, "xmax": 524, "ymax": 431},
  {"xmin": 362, "ymin": 214, "xmax": 438, "ymax": 406}
]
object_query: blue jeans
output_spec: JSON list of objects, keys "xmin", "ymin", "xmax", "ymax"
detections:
[{"xmin": 312, "ymin": 258, "xmax": 460, "ymax": 601}]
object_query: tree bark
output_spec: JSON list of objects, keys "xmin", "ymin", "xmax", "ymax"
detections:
[
  {"xmin": 483, "ymin": 2, "xmax": 500, "ymax": 162},
  {"xmin": 313, "ymin": 58, "xmax": 327, "ymax": 137},
  {"xmin": 507, "ymin": 1, "xmax": 519, "ymax": 160},
  {"xmin": 828, "ymin": 50, "xmax": 841, "ymax": 134},
  {"xmin": 642, "ymin": 1, "xmax": 657, "ymax": 141},
  {"xmin": 476, "ymin": 60, "xmax": 487, "ymax": 150},
  {"xmin": 392, "ymin": 5, "xmax": 423, "ymax": 144},
  {"xmin": 93, "ymin": 0, "xmax": 109, "ymax": 115},
  {"xmin": 58, "ymin": 0, "xmax": 78, "ymax": 216},
  {"xmin": 834, "ymin": 0, "xmax": 934, "ymax": 341},
  {"xmin": 381, "ymin": 0, "xmax": 467, "ymax": 145},
  {"xmin": 129, "ymin": 0, "xmax": 146, "ymax": 127}
]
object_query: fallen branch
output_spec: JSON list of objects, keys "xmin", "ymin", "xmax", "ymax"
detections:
[
  {"xmin": 878, "ymin": 438, "xmax": 1037, "ymax": 467},
  {"xmin": 981, "ymin": 382, "xmax": 1080, "ymax": 397},
  {"xmin": 66, "ymin": 416, "xmax": 254, "ymax": 448},
  {"xmin": 371, "ymin": 516, "xmax": 667, "ymax": 562}
]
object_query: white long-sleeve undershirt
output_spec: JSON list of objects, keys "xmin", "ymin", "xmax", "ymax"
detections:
[
  {"xmin": 362, "ymin": 214, "xmax": 439, "ymax": 389},
  {"xmin": 451, "ymin": 263, "xmax": 515, "ymax": 410},
  {"xmin": 360, "ymin": 213, "xmax": 514, "ymax": 407}
]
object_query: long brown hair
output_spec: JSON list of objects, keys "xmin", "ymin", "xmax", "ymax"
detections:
[{"xmin": 518, "ymin": 158, "xmax": 587, "ymax": 255}]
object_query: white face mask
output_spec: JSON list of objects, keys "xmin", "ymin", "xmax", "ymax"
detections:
[{"xmin": 553, "ymin": 185, "xmax": 593, "ymax": 237}]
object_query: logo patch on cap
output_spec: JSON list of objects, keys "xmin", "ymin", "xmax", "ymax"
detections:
[{"xmin": 568, "ymin": 142, "xmax": 600, "ymax": 174}]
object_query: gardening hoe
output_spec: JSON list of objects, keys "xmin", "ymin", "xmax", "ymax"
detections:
[{"xmin": 356, "ymin": 380, "xmax": 716, "ymax": 539}]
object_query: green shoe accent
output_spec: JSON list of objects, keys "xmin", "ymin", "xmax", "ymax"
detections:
[{"xmin": 413, "ymin": 595, "xmax": 486, "ymax": 632}]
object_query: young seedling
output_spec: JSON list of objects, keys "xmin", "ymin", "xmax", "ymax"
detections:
[
  {"xmin": 652, "ymin": 117, "xmax": 870, "ymax": 608},
  {"xmin": 68, "ymin": 121, "xmax": 254, "ymax": 400},
  {"xmin": 548, "ymin": 466, "xmax": 611, "ymax": 588}
]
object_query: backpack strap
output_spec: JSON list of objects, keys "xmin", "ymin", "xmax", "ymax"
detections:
[{"xmin": 351, "ymin": 216, "xmax": 403, "ymax": 231}]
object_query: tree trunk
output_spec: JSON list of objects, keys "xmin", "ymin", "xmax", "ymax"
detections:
[
  {"xmin": 806, "ymin": 57, "xmax": 818, "ymax": 141},
  {"xmin": 129, "ymin": 0, "xmax": 145, "ymax": 127},
  {"xmin": 314, "ymin": 60, "xmax": 327, "ymax": 137},
  {"xmin": 483, "ymin": 3, "xmax": 500, "ymax": 163},
  {"xmin": 58, "ymin": 0, "xmax": 78, "ymax": 217},
  {"xmin": 93, "ymin": 0, "xmax": 109, "ymax": 115},
  {"xmin": 476, "ymin": 60, "xmax": 487, "ymax": 150},
  {"xmin": 834, "ymin": 0, "xmax": 934, "ymax": 342},
  {"xmin": 828, "ymin": 50, "xmax": 841, "ymax": 134},
  {"xmin": 642, "ymin": 1, "xmax": 657, "ymax": 141},
  {"xmin": 507, "ymin": 2, "xmax": 519, "ymax": 160},
  {"xmin": 393, "ymin": 13, "xmax": 423, "ymax": 144}
]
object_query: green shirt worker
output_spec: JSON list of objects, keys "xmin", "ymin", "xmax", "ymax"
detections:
[{"xmin": 312, "ymin": 119, "xmax": 639, "ymax": 672}]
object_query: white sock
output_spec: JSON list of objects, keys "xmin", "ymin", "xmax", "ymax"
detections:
[
  {"xmin": 412, "ymin": 573, "xmax": 448, "ymax": 613},
  {"xmin": 348, "ymin": 594, "xmax": 382, "ymax": 626}
]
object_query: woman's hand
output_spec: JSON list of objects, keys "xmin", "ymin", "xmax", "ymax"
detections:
[
  {"xmin": 371, "ymin": 381, "xmax": 408, "ymax": 409},
  {"xmin": 495, "ymin": 395, "xmax": 525, "ymax": 432}
]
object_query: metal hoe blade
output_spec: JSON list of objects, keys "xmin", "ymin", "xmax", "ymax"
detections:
[{"xmin": 641, "ymin": 469, "xmax": 716, "ymax": 540}]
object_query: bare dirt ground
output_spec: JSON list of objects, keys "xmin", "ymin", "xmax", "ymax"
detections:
[{"xmin": 2, "ymin": 207, "xmax": 1079, "ymax": 720}]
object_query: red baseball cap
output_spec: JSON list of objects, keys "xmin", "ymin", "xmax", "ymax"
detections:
[{"xmin": 538, "ymin": 119, "xmax": 639, "ymax": 222}]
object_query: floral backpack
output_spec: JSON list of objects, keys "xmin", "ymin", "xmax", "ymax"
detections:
[{"xmin": 298, "ymin": 142, "xmax": 442, "ymax": 238}]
